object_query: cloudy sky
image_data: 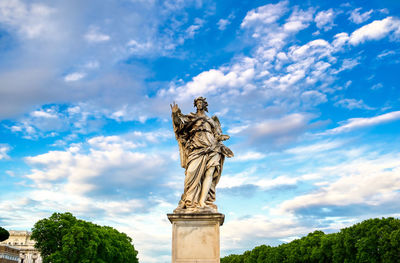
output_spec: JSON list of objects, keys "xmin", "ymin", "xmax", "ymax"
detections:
[{"xmin": 1, "ymin": 0, "xmax": 400, "ymax": 261}]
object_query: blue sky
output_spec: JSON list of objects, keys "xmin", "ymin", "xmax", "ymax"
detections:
[{"xmin": 1, "ymin": 0, "xmax": 400, "ymax": 261}]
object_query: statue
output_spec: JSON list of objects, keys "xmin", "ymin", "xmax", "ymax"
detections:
[{"xmin": 171, "ymin": 97, "xmax": 234, "ymax": 213}]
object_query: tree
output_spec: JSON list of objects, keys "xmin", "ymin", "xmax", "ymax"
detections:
[
  {"xmin": 0, "ymin": 227, "xmax": 10, "ymax": 242},
  {"xmin": 221, "ymin": 217, "xmax": 400, "ymax": 263},
  {"xmin": 31, "ymin": 212, "xmax": 138, "ymax": 263}
]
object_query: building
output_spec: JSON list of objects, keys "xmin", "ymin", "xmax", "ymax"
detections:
[
  {"xmin": 0, "ymin": 245, "xmax": 19, "ymax": 263},
  {"xmin": 0, "ymin": 231, "xmax": 41, "ymax": 263}
]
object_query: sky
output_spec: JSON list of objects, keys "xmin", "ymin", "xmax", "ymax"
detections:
[{"xmin": 0, "ymin": 0, "xmax": 400, "ymax": 261}]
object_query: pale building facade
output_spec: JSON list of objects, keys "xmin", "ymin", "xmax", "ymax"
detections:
[
  {"xmin": 0, "ymin": 231, "xmax": 42, "ymax": 263},
  {"xmin": 0, "ymin": 245, "xmax": 20, "ymax": 263}
]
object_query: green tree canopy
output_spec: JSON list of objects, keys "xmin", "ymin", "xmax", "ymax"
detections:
[
  {"xmin": 31, "ymin": 212, "xmax": 138, "ymax": 263},
  {"xmin": 222, "ymin": 217, "xmax": 400, "ymax": 263},
  {"xmin": 0, "ymin": 227, "xmax": 10, "ymax": 242}
]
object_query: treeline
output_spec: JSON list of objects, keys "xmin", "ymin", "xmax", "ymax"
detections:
[{"xmin": 221, "ymin": 217, "xmax": 400, "ymax": 263}]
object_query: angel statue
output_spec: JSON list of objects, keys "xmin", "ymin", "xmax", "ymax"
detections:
[{"xmin": 171, "ymin": 97, "xmax": 234, "ymax": 213}]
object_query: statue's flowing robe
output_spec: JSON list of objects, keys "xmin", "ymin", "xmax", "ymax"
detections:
[{"xmin": 172, "ymin": 111, "xmax": 233, "ymax": 209}]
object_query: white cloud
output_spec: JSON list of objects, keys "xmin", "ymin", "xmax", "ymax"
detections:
[
  {"xmin": 1, "ymin": 0, "xmax": 224, "ymax": 120},
  {"xmin": 334, "ymin": 57, "xmax": 360, "ymax": 73},
  {"xmin": 285, "ymin": 140, "xmax": 343, "ymax": 155},
  {"xmin": 241, "ymin": 1, "xmax": 288, "ymax": 28},
  {"xmin": 332, "ymin": 32, "xmax": 350, "ymax": 49},
  {"xmin": 327, "ymin": 111, "xmax": 400, "ymax": 134},
  {"xmin": 371, "ymin": 83, "xmax": 383, "ymax": 90},
  {"xmin": 84, "ymin": 61, "xmax": 100, "ymax": 69},
  {"xmin": 185, "ymin": 24, "xmax": 201, "ymax": 38},
  {"xmin": 30, "ymin": 109, "xmax": 58, "ymax": 118},
  {"xmin": 185, "ymin": 18, "xmax": 204, "ymax": 38},
  {"xmin": 0, "ymin": 0, "xmax": 187, "ymax": 120},
  {"xmin": 377, "ymin": 49, "xmax": 397, "ymax": 59},
  {"xmin": 64, "ymin": 72, "xmax": 86, "ymax": 82},
  {"xmin": 301, "ymin": 90, "xmax": 327, "ymax": 106},
  {"xmin": 156, "ymin": 20, "xmax": 345, "ymax": 144},
  {"xmin": 7, "ymin": 103, "xmax": 172, "ymax": 139},
  {"xmin": 219, "ymin": 168, "xmax": 299, "ymax": 190},
  {"xmin": 289, "ymin": 39, "xmax": 332, "ymax": 60},
  {"xmin": 242, "ymin": 4, "xmax": 313, "ymax": 49},
  {"xmin": 252, "ymin": 114, "xmax": 308, "ymax": 137},
  {"xmin": 155, "ymin": 3, "xmax": 343, "ymax": 117},
  {"xmin": 349, "ymin": 17, "xmax": 400, "ymax": 45},
  {"xmin": 257, "ymin": 175, "xmax": 299, "ymax": 189},
  {"xmin": 7, "ymin": 106, "xmax": 69, "ymax": 139},
  {"xmin": 379, "ymin": 8, "xmax": 389, "ymax": 15},
  {"xmin": 170, "ymin": 62, "xmax": 255, "ymax": 100},
  {"xmin": 239, "ymin": 113, "xmax": 312, "ymax": 147},
  {"xmin": 0, "ymin": 0, "xmax": 56, "ymax": 38},
  {"xmin": 0, "ymin": 144, "xmax": 11, "ymax": 160},
  {"xmin": 349, "ymin": 8, "xmax": 373, "ymax": 24},
  {"xmin": 283, "ymin": 8, "xmax": 314, "ymax": 33},
  {"xmin": 334, "ymin": 98, "xmax": 374, "ymax": 110},
  {"xmin": 84, "ymin": 26, "xmax": 110, "ymax": 43},
  {"xmin": 125, "ymin": 130, "xmax": 173, "ymax": 143},
  {"xmin": 227, "ymin": 124, "xmax": 249, "ymax": 135},
  {"xmin": 217, "ymin": 13, "xmax": 235, "ymax": 31},
  {"xmin": 217, "ymin": 18, "xmax": 230, "ymax": 30},
  {"xmin": 218, "ymin": 168, "xmax": 256, "ymax": 189},
  {"xmin": 279, "ymin": 152, "xmax": 400, "ymax": 213},
  {"xmin": 168, "ymin": 69, "xmax": 220, "ymax": 97},
  {"xmin": 233, "ymin": 151, "xmax": 266, "ymax": 162},
  {"xmin": 127, "ymin": 40, "xmax": 154, "ymax": 55},
  {"xmin": 24, "ymin": 133, "xmax": 173, "ymax": 195},
  {"xmin": 315, "ymin": 9, "xmax": 335, "ymax": 31},
  {"xmin": 222, "ymin": 215, "xmax": 311, "ymax": 252},
  {"xmin": 87, "ymin": 135, "xmax": 138, "ymax": 150}
]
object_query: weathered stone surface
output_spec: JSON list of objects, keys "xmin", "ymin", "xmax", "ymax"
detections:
[
  {"xmin": 171, "ymin": 97, "xmax": 233, "ymax": 213},
  {"xmin": 167, "ymin": 213, "xmax": 224, "ymax": 263}
]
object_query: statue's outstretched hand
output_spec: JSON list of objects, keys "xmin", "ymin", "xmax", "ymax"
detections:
[{"xmin": 170, "ymin": 101, "xmax": 180, "ymax": 114}]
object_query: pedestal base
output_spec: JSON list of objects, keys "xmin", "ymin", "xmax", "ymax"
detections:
[{"xmin": 167, "ymin": 213, "xmax": 224, "ymax": 263}]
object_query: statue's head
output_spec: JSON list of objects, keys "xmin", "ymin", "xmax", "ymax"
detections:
[{"xmin": 194, "ymin": 96, "xmax": 208, "ymax": 112}]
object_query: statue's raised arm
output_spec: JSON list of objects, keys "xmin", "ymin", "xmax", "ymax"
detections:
[
  {"xmin": 170, "ymin": 102, "xmax": 189, "ymax": 168},
  {"xmin": 171, "ymin": 97, "xmax": 233, "ymax": 213}
]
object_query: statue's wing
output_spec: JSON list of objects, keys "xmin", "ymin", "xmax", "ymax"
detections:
[
  {"xmin": 221, "ymin": 145, "xmax": 234, "ymax": 158},
  {"xmin": 211, "ymin": 115, "xmax": 222, "ymax": 135},
  {"xmin": 211, "ymin": 115, "xmax": 234, "ymax": 157}
]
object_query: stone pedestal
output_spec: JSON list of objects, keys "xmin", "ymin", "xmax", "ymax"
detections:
[{"xmin": 167, "ymin": 213, "xmax": 225, "ymax": 263}]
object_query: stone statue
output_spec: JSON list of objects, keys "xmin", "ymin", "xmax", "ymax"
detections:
[{"xmin": 171, "ymin": 97, "xmax": 234, "ymax": 213}]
